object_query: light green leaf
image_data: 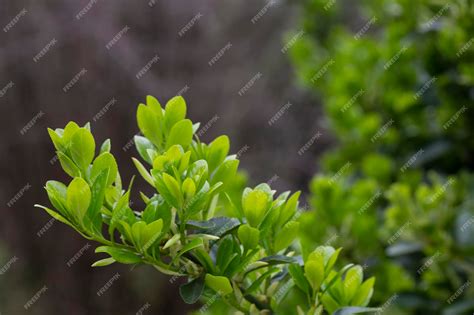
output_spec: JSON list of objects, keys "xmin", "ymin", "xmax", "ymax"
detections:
[
  {"xmin": 92, "ymin": 257, "xmax": 116, "ymax": 267},
  {"xmin": 207, "ymin": 135, "xmax": 230, "ymax": 171},
  {"xmin": 242, "ymin": 189, "xmax": 270, "ymax": 227},
  {"xmin": 164, "ymin": 96, "xmax": 187, "ymax": 130},
  {"xmin": 204, "ymin": 274, "xmax": 233, "ymax": 295},
  {"xmin": 70, "ymin": 128, "xmax": 96, "ymax": 171},
  {"xmin": 274, "ymin": 221, "xmax": 299, "ymax": 252},
  {"xmin": 91, "ymin": 152, "xmax": 118, "ymax": 186},
  {"xmin": 166, "ymin": 119, "xmax": 193, "ymax": 149},
  {"xmin": 66, "ymin": 177, "xmax": 91, "ymax": 222},
  {"xmin": 132, "ymin": 157, "xmax": 154, "ymax": 186},
  {"xmin": 238, "ymin": 224, "xmax": 260, "ymax": 250}
]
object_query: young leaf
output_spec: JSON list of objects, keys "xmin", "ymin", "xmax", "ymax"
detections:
[
  {"xmin": 91, "ymin": 152, "xmax": 118, "ymax": 186},
  {"xmin": 204, "ymin": 274, "xmax": 233, "ymax": 295},
  {"xmin": 92, "ymin": 257, "xmax": 116, "ymax": 267},
  {"xmin": 99, "ymin": 139, "xmax": 111, "ymax": 154},
  {"xmin": 305, "ymin": 260, "xmax": 325, "ymax": 291},
  {"xmin": 242, "ymin": 189, "xmax": 270, "ymax": 227},
  {"xmin": 95, "ymin": 246, "xmax": 142, "ymax": 264},
  {"xmin": 137, "ymin": 104, "xmax": 162, "ymax": 148},
  {"xmin": 274, "ymin": 221, "xmax": 299, "ymax": 252},
  {"xmin": 134, "ymin": 135, "xmax": 155, "ymax": 164},
  {"xmin": 164, "ymin": 96, "xmax": 187, "ymax": 130},
  {"xmin": 85, "ymin": 169, "xmax": 108, "ymax": 234},
  {"xmin": 207, "ymin": 135, "xmax": 230, "ymax": 171},
  {"xmin": 238, "ymin": 224, "xmax": 260, "ymax": 250},
  {"xmin": 70, "ymin": 128, "xmax": 96, "ymax": 171},
  {"xmin": 132, "ymin": 157, "xmax": 154, "ymax": 186},
  {"xmin": 66, "ymin": 177, "xmax": 91, "ymax": 222},
  {"xmin": 166, "ymin": 119, "xmax": 193, "ymax": 149}
]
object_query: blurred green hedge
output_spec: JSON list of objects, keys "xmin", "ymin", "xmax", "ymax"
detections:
[{"xmin": 290, "ymin": 0, "xmax": 474, "ymax": 314}]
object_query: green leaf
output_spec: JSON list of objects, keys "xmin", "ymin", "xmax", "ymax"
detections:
[
  {"xmin": 137, "ymin": 103, "xmax": 162, "ymax": 148},
  {"xmin": 182, "ymin": 178, "xmax": 196, "ymax": 200},
  {"xmin": 164, "ymin": 96, "xmax": 187, "ymax": 130},
  {"xmin": 305, "ymin": 260, "xmax": 325, "ymax": 291},
  {"xmin": 134, "ymin": 135, "xmax": 155, "ymax": 164},
  {"xmin": 174, "ymin": 238, "xmax": 204, "ymax": 262},
  {"xmin": 166, "ymin": 119, "xmax": 193, "ymax": 149},
  {"xmin": 66, "ymin": 177, "xmax": 91, "ymax": 222},
  {"xmin": 211, "ymin": 159, "xmax": 239, "ymax": 187},
  {"xmin": 216, "ymin": 236, "xmax": 235, "ymax": 272},
  {"xmin": 86, "ymin": 169, "xmax": 108, "ymax": 233},
  {"xmin": 260, "ymin": 255, "xmax": 298, "ymax": 265},
  {"xmin": 274, "ymin": 221, "xmax": 299, "ymax": 252},
  {"xmin": 238, "ymin": 224, "xmax": 260, "ymax": 250},
  {"xmin": 242, "ymin": 189, "xmax": 270, "ymax": 227},
  {"xmin": 161, "ymin": 173, "xmax": 183, "ymax": 207},
  {"xmin": 95, "ymin": 246, "xmax": 142, "ymax": 264},
  {"xmin": 204, "ymin": 274, "xmax": 233, "ymax": 295},
  {"xmin": 179, "ymin": 277, "xmax": 204, "ymax": 304},
  {"xmin": 91, "ymin": 152, "xmax": 118, "ymax": 186},
  {"xmin": 141, "ymin": 219, "xmax": 164, "ymax": 251},
  {"xmin": 277, "ymin": 191, "xmax": 300, "ymax": 226},
  {"xmin": 344, "ymin": 266, "xmax": 363, "ymax": 302},
  {"xmin": 45, "ymin": 180, "xmax": 68, "ymax": 217},
  {"xmin": 289, "ymin": 263, "xmax": 311, "ymax": 294},
  {"xmin": 207, "ymin": 135, "xmax": 230, "ymax": 171},
  {"xmin": 132, "ymin": 157, "xmax": 154, "ymax": 186},
  {"xmin": 99, "ymin": 139, "xmax": 111, "ymax": 154},
  {"xmin": 92, "ymin": 257, "xmax": 116, "ymax": 267},
  {"xmin": 245, "ymin": 268, "xmax": 278, "ymax": 294},
  {"xmin": 196, "ymin": 217, "xmax": 241, "ymax": 237},
  {"xmin": 70, "ymin": 128, "xmax": 96, "ymax": 171},
  {"xmin": 57, "ymin": 151, "xmax": 81, "ymax": 177},
  {"xmin": 350, "ymin": 277, "xmax": 375, "ymax": 306},
  {"xmin": 48, "ymin": 128, "xmax": 64, "ymax": 151}
]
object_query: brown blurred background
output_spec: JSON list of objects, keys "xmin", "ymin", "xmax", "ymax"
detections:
[{"xmin": 0, "ymin": 1, "xmax": 330, "ymax": 314}]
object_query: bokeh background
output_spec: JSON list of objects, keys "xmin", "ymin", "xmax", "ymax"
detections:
[
  {"xmin": 2, "ymin": 0, "xmax": 473, "ymax": 314},
  {"xmin": 0, "ymin": 1, "xmax": 327, "ymax": 314}
]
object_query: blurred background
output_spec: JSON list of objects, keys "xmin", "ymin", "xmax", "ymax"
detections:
[
  {"xmin": 2, "ymin": 0, "xmax": 474, "ymax": 314},
  {"xmin": 0, "ymin": 1, "xmax": 326, "ymax": 314}
]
